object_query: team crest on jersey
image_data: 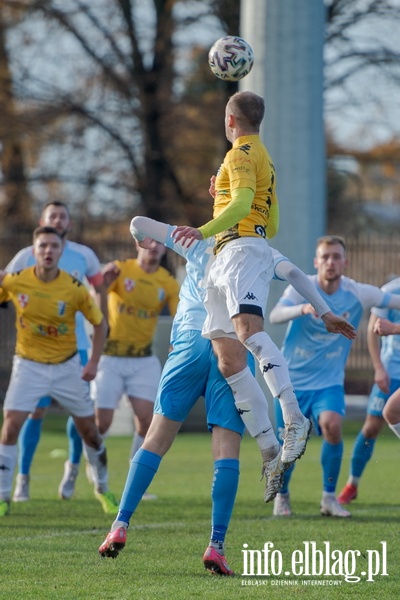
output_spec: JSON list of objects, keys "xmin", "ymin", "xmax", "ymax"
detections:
[
  {"xmin": 124, "ymin": 278, "xmax": 135, "ymax": 292},
  {"xmin": 158, "ymin": 289, "xmax": 165, "ymax": 302},
  {"xmin": 57, "ymin": 301, "xmax": 66, "ymax": 316},
  {"xmin": 17, "ymin": 294, "xmax": 29, "ymax": 308}
]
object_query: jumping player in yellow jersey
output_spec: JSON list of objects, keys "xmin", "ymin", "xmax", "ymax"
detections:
[
  {"xmin": 0, "ymin": 227, "xmax": 116, "ymax": 517},
  {"xmin": 173, "ymin": 91, "xmax": 313, "ymax": 500},
  {"xmin": 90, "ymin": 238, "xmax": 180, "ymax": 471}
]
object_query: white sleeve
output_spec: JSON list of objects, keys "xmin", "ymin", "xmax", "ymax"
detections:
[
  {"xmin": 5, "ymin": 247, "xmax": 33, "ymax": 272},
  {"xmin": 130, "ymin": 216, "xmax": 170, "ymax": 244},
  {"xmin": 269, "ymin": 302, "xmax": 305, "ymax": 324},
  {"xmin": 274, "ymin": 261, "xmax": 330, "ymax": 317}
]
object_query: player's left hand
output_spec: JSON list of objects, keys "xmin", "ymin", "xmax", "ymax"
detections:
[
  {"xmin": 321, "ymin": 311, "xmax": 357, "ymax": 340},
  {"xmin": 172, "ymin": 226, "xmax": 203, "ymax": 248},
  {"xmin": 81, "ymin": 360, "xmax": 98, "ymax": 382}
]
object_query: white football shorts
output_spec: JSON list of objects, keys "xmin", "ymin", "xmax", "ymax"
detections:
[
  {"xmin": 92, "ymin": 355, "xmax": 162, "ymax": 409},
  {"xmin": 4, "ymin": 354, "xmax": 94, "ymax": 417},
  {"xmin": 202, "ymin": 237, "xmax": 274, "ymax": 339}
]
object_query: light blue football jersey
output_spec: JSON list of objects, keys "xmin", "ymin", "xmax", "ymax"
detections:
[
  {"xmin": 278, "ymin": 275, "xmax": 392, "ymax": 390},
  {"xmin": 6, "ymin": 240, "xmax": 102, "ymax": 350},
  {"xmin": 371, "ymin": 277, "xmax": 400, "ymax": 378}
]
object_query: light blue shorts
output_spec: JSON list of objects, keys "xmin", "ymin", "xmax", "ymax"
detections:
[
  {"xmin": 367, "ymin": 378, "xmax": 400, "ymax": 417},
  {"xmin": 154, "ymin": 330, "xmax": 251, "ymax": 435},
  {"xmin": 35, "ymin": 349, "xmax": 88, "ymax": 409},
  {"xmin": 274, "ymin": 385, "xmax": 345, "ymax": 439}
]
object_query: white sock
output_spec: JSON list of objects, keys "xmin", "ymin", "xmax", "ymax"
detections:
[
  {"xmin": 388, "ymin": 422, "xmax": 400, "ymax": 440},
  {"xmin": 111, "ymin": 520, "xmax": 128, "ymax": 532},
  {"xmin": 84, "ymin": 443, "xmax": 108, "ymax": 493},
  {"xmin": 322, "ymin": 491, "xmax": 335, "ymax": 500},
  {"xmin": 226, "ymin": 367, "xmax": 274, "ymax": 434},
  {"xmin": 278, "ymin": 387, "xmax": 304, "ymax": 425},
  {"xmin": 243, "ymin": 332, "xmax": 292, "ymax": 397},
  {"xmin": 0, "ymin": 443, "xmax": 18, "ymax": 500},
  {"xmin": 348, "ymin": 476, "xmax": 360, "ymax": 486}
]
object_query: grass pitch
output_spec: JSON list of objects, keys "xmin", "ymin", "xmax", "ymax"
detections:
[{"xmin": 0, "ymin": 415, "xmax": 399, "ymax": 599}]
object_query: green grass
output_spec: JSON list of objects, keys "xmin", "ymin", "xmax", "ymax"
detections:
[{"xmin": 0, "ymin": 415, "xmax": 399, "ymax": 599}]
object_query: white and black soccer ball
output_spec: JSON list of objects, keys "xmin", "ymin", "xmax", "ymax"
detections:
[{"xmin": 208, "ymin": 36, "xmax": 254, "ymax": 82}]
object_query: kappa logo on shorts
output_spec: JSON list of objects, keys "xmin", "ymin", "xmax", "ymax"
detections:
[
  {"xmin": 0, "ymin": 464, "xmax": 10, "ymax": 471},
  {"xmin": 244, "ymin": 292, "xmax": 257, "ymax": 301}
]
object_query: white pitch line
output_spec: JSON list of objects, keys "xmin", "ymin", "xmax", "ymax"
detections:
[{"xmin": 12, "ymin": 522, "xmax": 185, "ymax": 542}]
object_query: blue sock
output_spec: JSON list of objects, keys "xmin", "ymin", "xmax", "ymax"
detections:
[
  {"xmin": 117, "ymin": 448, "xmax": 162, "ymax": 525},
  {"xmin": 67, "ymin": 417, "xmax": 83, "ymax": 465},
  {"xmin": 350, "ymin": 432, "xmax": 375, "ymax": 478},
  {"xmin": 210, "ymin": 459, "xmax": 240, "ymax": 548},
  {"xmin": 321, "ymin": 440, "xmax": 343, "ymax": 492},
  {"xmin": 18, "ymin": 418, "xmax": 43, "ymax": 475},
  {"xmin": 279, "ymin": 462, "xmax": 294, "ymax": 495}
]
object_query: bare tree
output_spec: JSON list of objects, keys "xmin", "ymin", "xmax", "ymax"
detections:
[{"xmin": 0, "ymin": 0, "xmax": 240, "ymax": 227}]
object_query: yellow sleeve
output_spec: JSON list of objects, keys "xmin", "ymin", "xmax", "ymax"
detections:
[
  {"xmin": 266, "ymin": 203, "xmax": 279, "ymax": 239},
  {"xmin": 198, "ymin": 188, "xmax": 254, "ymax": 239}
]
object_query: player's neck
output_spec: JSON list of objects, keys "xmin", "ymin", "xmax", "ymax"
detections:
[
  {"xmin": 317, "ymin": 276, "xmax": 341, "ymax": 295},
  {"xmin": 137, "ymin": 258, "xmax": 160, "ymax": 274},
  {"xmin": 34, "ymin": 266, "xmax": 60, "ymax": 283}
]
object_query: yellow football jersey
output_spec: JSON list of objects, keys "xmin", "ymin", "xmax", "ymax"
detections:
[
  {"xmin": 0, "ymin": 267, "xmax": 103, "ymax": 364},
  {"xmin": 104, "ymin": 259, "xmax": 180, "ymax": 357},
  {"xmin": 214, "ymin": 134, "xmax": 278, "ymax": 253}
]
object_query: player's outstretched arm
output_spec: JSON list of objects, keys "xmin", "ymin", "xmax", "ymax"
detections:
[{"xmin": 321, "ymin": 312, "xmax": 356, "ymax": 340}]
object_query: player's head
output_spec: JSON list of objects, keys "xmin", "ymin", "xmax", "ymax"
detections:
[
  {"xmin": 32, "ymin": 226, "xmax": 63, "ymax": 270},
  {"xmin": 135, "ymin": 238, "xmax": 166, "ymax": 267},
  {"xmin": 314, "ymin": 235, "xmax": 347, "ymax": 282},
  {"xmin": 225, "ymin": 91, "xmax": 265, "ymax": 140},
  {"xmin": 40, "ymin": 201, "xmax": 72, "ymax": 238}
]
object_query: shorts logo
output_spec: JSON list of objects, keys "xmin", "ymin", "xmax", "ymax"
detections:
[
  {"xmin": 17, "ymin": 294, "xmax": 29, "ymax": 308},
  {"xmin": 57, "ymin": 301, "xmax": 66, "ymax": 316},
  {"xmin": 124, "ymin": 278, "xmax": 135, "ymax": 292},
  {"xmin": 263, "ymin": 363, "xmax": 280, "ymax": 374},
  {"xmin": 244, "ymin": 292, "xmax": 257, "ymax": 301}
]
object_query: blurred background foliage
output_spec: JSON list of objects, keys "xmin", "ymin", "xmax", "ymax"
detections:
[{"xmin": 0, "ymin": 0, "xmax": 399, "ymax": 239}]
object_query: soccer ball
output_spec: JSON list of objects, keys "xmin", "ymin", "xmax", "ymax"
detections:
[{"xmin": 208, "ymin": 36, "xmax": 254, "ymax": 81}]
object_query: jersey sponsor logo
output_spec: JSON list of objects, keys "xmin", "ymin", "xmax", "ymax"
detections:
[
  {"xmin": 254, "ymin": 225, "xmax": 266, "ymax": 237},
  {"xmin": 124, "ymin": 278, "xmax": 135, "ymax": 292},
  {"xmin": 17, "ymin": 294, "xmax": 29, "ymax": 308},
  {"xmin": 32, "ymin": 322, "xmax": 69, "ymax": 337},
  {"xmin": 57, "ymin": 301, "xmax": 66, "ymax": 316},
  {"xmin": 117, "ymin": 303, "xmax": 158, "ymax": 319}
]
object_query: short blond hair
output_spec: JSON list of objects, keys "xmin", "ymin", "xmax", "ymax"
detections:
[
  {"xmin": 228, "ymin": 91, "xmax": 265, "ymax": 129},
  {"xmin": 316, "ymin": 235, "xmax": 346, "ymax": 253}
]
